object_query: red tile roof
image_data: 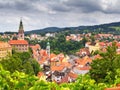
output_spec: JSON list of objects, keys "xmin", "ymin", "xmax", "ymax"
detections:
[
  {"xmin": 39, "ymin": 49, "xmax": 47, "ymax": 56},
  {"xmin": 51, "ymin": 65, "xmax": 65, "ymax": 71},
  {"xmin": 76, "ymin": 66, "xmax": 91, "ymax": 70},
  {"xmin": 105, "ymin": 84, "xmax": 120, "ymax": 90},
  {"xmin": 9, "ymin": 40, "xmax": 28, "ymax": 45},
  {"xmin": 68, "ymin": 72, "xmax": 78, "ymax": 78},
  {"xmin": 59, "ymin": 75, "xmax": 69, "ymax": 84},
  {"xmin": 93, "ymin": 54, "xmax": 102, "ymax": 59},
  {"xmin": 99, "ymin": 42, "xmax": 106, "ymax": 46},
  {"xmin": 105, "ymin": 87, "xmax": 120, "ymax": 90},
  {"xmin": 0, "ymin": 41, "xmax": 11, "ymax": 48},
  {"xmin": 50, "ymin": 53, "xmax": 57, "ymax": 60},
  {"xmin": 75, "ymin": 56, "xmax": 92, "ymax": 66},
  {"xmin": 61, "ymin": 62, "xmax": 72, "ymax": 68},
  {"xmin": 39, "ymin": 57, "xmax": 46, "ymax": 64},
  {"xmin": 37, "ymin": 72, "xmax": 44, "ymax": 78},
  {"xmin": 30, "ymin": 44, "xmax": 40, "ymax": 50},
  {"xmin": 116, "ymin": 42, "xmax": 120, "ymax": 47}
]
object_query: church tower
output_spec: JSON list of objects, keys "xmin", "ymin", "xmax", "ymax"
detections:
[
  {"xmin": 46, "ymin": 41, "xmax": 50, "ymax": 58},
  {"xmin": 18, "ymin": 19, "xmax": 24, "ymax": 40}
]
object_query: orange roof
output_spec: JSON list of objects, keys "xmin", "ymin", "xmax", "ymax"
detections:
[
  {"xmin": 50, "ymin": 53, "xmax": 56, "ymax": 59},
  {"xmin": 51, "ymin": 65, "xmax": 65, "ymax": 71},
  {"xmin": 0, "ymin": 41, "xmax": 11, "ymax": 48},
  {"xmin": 37, "ymin": 72, "xmax": 44, "ymax": 78},
  {"xmin": 75, "ymin": 59, "xmax": 83, "ymax": 64},
  {"xmin": 36, "ymin": 44, "xmax": 40, "ymax": 48},
  {"xmin": 116, "ymin": 42, "xmax": 120, "ymax": 47},
  {"xmin": 76, "ymin": 66, "xmax": 91, "ymax": 70},
  {"xmin": 9, "ymin": 40, "xmax": 28, "ymax": 45},
  {"xmin": 59, "ymin": 75, "xmax": 69, "ymax": 84},
  {"xmin": 68, "ymin": 72, "xmax": 78, "ymax": 78},
  {"xmin": 33, "ymin": 50, "xmax": 37, "ymax": 56},
  {"xmin": 83, "ymin": 56, "xmax": 92, "ymax": 62},
  {"xmin": 76, "ymin": 56, "xmax": 92, "ymax": 66},
  {"xmin": 57, "ymin": 53, "xmax": 64, "ymax": 57},
  {"xmin": 57, "ymin": 53, "xmax": 65, "ymax": 61},
  {"xmin": 39, "ymin": 57, "xmax": 46, "ymax": 64},
  {"xmin": 94, "ymin": 54, "xmax": 102, "ymax": 59},
  {"xmin": 61, "ymin": 62, "xmax": 72, "ymax": 68},
  {"xmin": 30, "ymin": 44, "xmax": 40, "ymax": 50},
  {"xmin": 98, "ymin": 34, "xmax": 113, "ymax": 37},
  {"xmin": 99, "ymin": 42, "xmax": 106, "ymax": 46},
  {"xmin": 105, "ymin": 87, "xmax": 120, "ymax": 90},
  {"xmin": 39, "ymin": 49, "xmax": 48, "ymax": 56}
]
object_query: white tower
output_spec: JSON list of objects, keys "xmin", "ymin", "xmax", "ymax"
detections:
[{"xmin": 46, "ymin": 42, "xmax": 50, "ymax": 58}]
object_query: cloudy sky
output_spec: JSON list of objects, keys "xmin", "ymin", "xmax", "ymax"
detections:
[{"xmin": 0, "ymin": 0, "xmax": 120, "ymax": 32}]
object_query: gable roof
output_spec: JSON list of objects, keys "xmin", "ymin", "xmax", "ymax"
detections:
[
  {"xmin": 9, "ymin": 40, "xmax": 28, "ymax": 45},
  {"xmin": 51, "ymin": 65, "xmax": 65, "ymax": 71},
  {"xmin": 0, "ymin": 41, "xmax": 11, "ymax": 48},
  {"xmin": 68, "ymin": 72, "xmax": 78, "ymax": 78}
]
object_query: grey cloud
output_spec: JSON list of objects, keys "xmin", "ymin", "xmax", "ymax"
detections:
[
  {"xmin": 0, "ymin": 0, "xmax": 37, "ymax": 12},
  {"xmin": 0, "ymin": 0, "xmax": 120, "ymax": 32},
  {"xmin": 55, "ymin": 0, "xmax": 120, "ymax": 14},
  {"xmin": 50, "ymin": 4, "xmax": 71, "ymax": 12},
  {"xmin": 45, "ymin": 0, "xmax": 102, "ymax": 13},
  {"xmin": 1, "ymin": 0, "xmax": 120, "ymax": 14}
]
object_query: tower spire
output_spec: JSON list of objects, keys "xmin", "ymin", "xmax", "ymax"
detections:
[
  {"xmin": 19, "ymin": 18, "xmax": 24, "ymax": 32},
  {"xmin": 18, "ymin": 18, "xmax": 24, "ymax": 40}
]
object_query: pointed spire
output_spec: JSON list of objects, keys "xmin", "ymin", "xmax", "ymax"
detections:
[
  {"xmin": 19, "ymin": 18, "xmax": 24, "ymax": 32},
  {"xmin": 18, "ymin": 18, "xmax": 24, "ymax": 40}
]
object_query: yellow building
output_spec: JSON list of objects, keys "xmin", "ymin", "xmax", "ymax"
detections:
[
  {"xmin": 0, "ymin": 41, "xmax": 12, "ymax": 60},
  {"xmin": 87, "ymin": 43, "xmax": 100, "ymax": 53}
]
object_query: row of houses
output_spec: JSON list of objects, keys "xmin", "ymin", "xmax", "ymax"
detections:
[
  {"xmin": 66, "ymin": 33, "xmax": 120, "ymax": 41},
  {"xmin": 30, "ymin": 43, "xmax": 100, "ymax": 84}
]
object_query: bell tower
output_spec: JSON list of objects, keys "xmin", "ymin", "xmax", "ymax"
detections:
[
  {"xmin": 46, "ymin": 41, "xmax": 50, "ymax": 58},
  {"xmin": 18, "ymin": 19, "xmax": 24, "ymax": 40}
]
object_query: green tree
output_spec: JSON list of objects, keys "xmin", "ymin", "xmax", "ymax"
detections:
[
  {"xmin": 0, "ymin": 52, "xmax": 41, "ymax": 75},
  {"xmin": 82, "ymin": 36, "xmax": 88, "ymax": 46},
  {"xmin": 89, "ymin": 42, "xmax": 120, "ymax": 83}
]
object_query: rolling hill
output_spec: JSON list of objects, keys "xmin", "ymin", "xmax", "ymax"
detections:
[
  {"xmin": 25, "ymin": 21, "xmax": 120, "ymax": 34},
  {"xmin": 2, "ymin": 21, "xmax": 120, "ymax": 35}
]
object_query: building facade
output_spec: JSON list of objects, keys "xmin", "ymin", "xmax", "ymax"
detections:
[
  {"xmin": 9, "ymin": 40, "xmax": 29, "ymax": 52},
  {"xmin": 0, "ymin": 41, "xmax": 12, "ymax": 60},
  {"xmin": 9, "ymin": 19, "xmax": 29, "ymax": 52}
]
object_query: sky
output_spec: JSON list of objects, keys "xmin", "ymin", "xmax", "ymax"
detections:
[{"xmin": 0, "ymin": 0, "xmax": 120, "ymax": 32}]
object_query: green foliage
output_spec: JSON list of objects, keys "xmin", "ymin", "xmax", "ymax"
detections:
[
  {"xmin": 0, "ymin": 64, "xmax": 119, "ymax": 90},
  {"xmin": 0, "ymin": 52, "xmax": 41, "ymax": 75},
  {"xmin": 110, "ymin": 26, "xmax": 120, "ymax": 31},
  {"xmin": 39, "ymin": 35, "xmax": 84, "ymax": 54},
  {"xmin": 0, "ymin": 64, "xmax": 38, "ymax": 90},
  {"xmin": 90, "ymin": 42, "xmax": 120, "ymax": 83},
  {"xmin": 0, "ymin": 37, "xmax": 10, "ymax": 42},
  {"xmin": 12, "ymin": 36, "xmax": 18, "ymax": 40},
  {"xmin": 82, "ymin": 36, "xmax": 88, "ymax": 46}
]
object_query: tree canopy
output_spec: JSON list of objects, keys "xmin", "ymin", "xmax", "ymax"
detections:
[
  {"xmin": 90, "ymin": 42, "xmax": 120, "ymax": 83},
  {"xmin": 39, "ymin": 34, "xmax": 84, "ymax": 54},
  {"xmin": 0, "ymin": 52, "xmax": 41, "ymax": 75}
]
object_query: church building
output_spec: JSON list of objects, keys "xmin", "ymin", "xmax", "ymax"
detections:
[{"xmin": 9, "ymin": 19, "xmax": 29, "ymax": 52}]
